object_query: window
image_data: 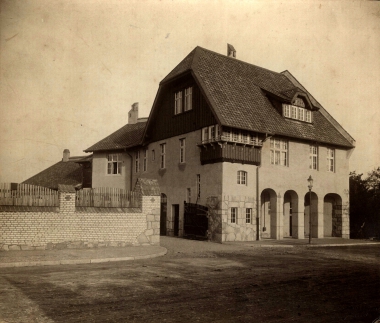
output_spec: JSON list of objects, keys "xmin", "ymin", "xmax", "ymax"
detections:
[
  {"xmin": 143, "ymin": 149, "xmax": 148, "ymax": 172},
  {"xmin": 196, "ymin": 174, "xmax": 201, "ymax": 199},
  {"xmin": 237, "ymin": 171, "xmax": 247, "ymax": 185},
  {"xmin": 202, "ymin": 127, "xmax": 209, "ymax": 143},
  {"xmin": 179, "ymin": 138, "xmax": 186, "ymax": 163},
  {"xmin": 184, "ymin": 87, "xmax": 192, "ymax": 111},
  {"xmin": 283, "ymin": 104, "xmax": 290, "ymax": 118},
  {"xmin": 282, "ymin": 103, "xmax": 312, "ymax": 123},
  {"xmin": 298, "ymin": 107, "xmax": 304, "ymax": 121},
  {"xmin": 232, "ymin": 130, "xmax": 239, "ymax": 142},
  {"xmin": 246, "ymin": 208, "xmax": 252, "ymax": 224},
  {"xmin": 310, "ymin": 145, "xmax": 318, "ymax": 170},
  {"xmin": 107, "ymin": 154, "xmax": 122, "ymax": 175},
  {"xmin": 160, "ymin": 143, "xmax": 166, "ymax": 169},
  {"xmin": 230, "ymin": 208, "xmax": 237, "ymax": 224},
  {"xmin": 135, "ymin": 150, "xmax": 140, "ymax": 173},
  {"xmin": 209, "ymin": 126, "xmax": 215, "ymax": 141},
  {"xmin": 187, "ymin": 188, "xmax": 191, "ymax": 203},
  {"xmin": 152, "ymin": 149, "xmax": 155, "ymax": 161},
  {"xmin": 174, "ymin": 91, "xmax": 182, "ymax": 115},
  {"xmin": 270, "ymin": 138, "xmax": 288, "ymax": 166},
  {"xmin": 327, "ymin": 148, "xmax": 335, "ymax": 172}
]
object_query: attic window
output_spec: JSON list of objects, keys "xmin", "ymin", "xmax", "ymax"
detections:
[
  {"xmin": 283, "ymin": 99, "xmax": 312, "ymax": 123},
  {"xmin": 174, "ymin": 87, "xmax": 192, "ymax": 115}
]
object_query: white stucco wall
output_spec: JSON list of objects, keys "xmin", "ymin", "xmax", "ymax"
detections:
[{"xmin": 92, "ymin": 152, "xmax": 133, "ymax": 190}]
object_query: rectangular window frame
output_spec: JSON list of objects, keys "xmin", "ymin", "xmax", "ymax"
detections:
[
  {"xmin": 246, "ymin": 208, "xmax": 252, "ymax": 224},
  {"xmin": 184, "ymin": 87, "xmax": 193, "ymax": 112},
  {"xmin": 174, "ymin": 91, "xmax": 182, "ymax": 115},
  {"xmin": 135, "ymin": 150, "xmax": 140, "ymax": 173},
  {"xmin": 143, "ymin": 149, "xmax": 148, "ymax": 172},
  {"xmin": 196, "ymin": 174, "xmax": 201, "ymax": 199},
  {"xmin": 270, "ymin": 138, "xmax": 288, "ymax": 166},
  {"xmin": 326, "ymin": 148, "xmax": 335, "ymax": 172},
  {"xmin": 160, "ymin": 143, "xmax": 166, "ymax": 169},
  {"xmin": 237, "ymin": 171, "xmax": 247, "ymax": 185},
  {"xmin": 310, "ymin": 145, "xmax": 318, "ymax": 170},
  {"xmin": 230, "ymin": 207, "xmax": 237, "ymax": 224},
  {"xmin": 107, "ymin": 154, "xmax": 122, "ymax": 175}
]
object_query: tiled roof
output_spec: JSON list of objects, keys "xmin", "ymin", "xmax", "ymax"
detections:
[
  {"xmin": 84, "ymin": 122, "xmax": 146, "ymax": 152},
  {"xmin": 160, "ymin": 46, "xmax": 354, "ymax": 148},
  {"xmin": 22, "ymin": 161, "xmax": 84, "ymax": 190}
]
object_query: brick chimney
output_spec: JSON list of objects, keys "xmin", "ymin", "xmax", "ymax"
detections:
[
  {"xmin": 63, "ymin": 149, "xmax": 70, "ymax": 162},
  {"xmin": 128, "ymin": 102, "xmax": 139, "ymax": 124},
  {"xmin": 227, "ymin": 44, "xmax": 236, "ymax": 58}
]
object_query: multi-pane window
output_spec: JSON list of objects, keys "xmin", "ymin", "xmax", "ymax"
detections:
[
  {"xmin": 179, "ymin": 138, "xmax": 186, "ymax": 163},
  {"xmin": 143, "ymin": 149, "xmax": 148, "ymax": 172},
  {"xmin": 196, "ymin": 174, "xmax": 201, "ymax": 199},
  {"xmin": 107, "ymin": 154, "xmax": 122, "ymax": 174},
  {"xmin": 135, "ymin": 150, "xmax": 140, "ymax": 173},
  {"xmin": 291, "ymin": 106, "xmax": 297, "ymax": 119},
  {"xmin": 283, "ymin": 103, "xmax": 312, "ymax": 123},
  {"xmin": 202, "ymin": 127, "xmax": 209, "ymax": 143},
  {"xmin": 184, "ymin": 87, "xmax": 193, "ymax": 111},
  {"xmin": 187, "ymin": 188, "xmax": 191, "ymax": 203},
  {"xmin": 209, "ymin": 126, "xmax": 215, "ymax": 141},
  {"xmin": 237, "ymin": 171, "xmax": 247, "ymax": 185},
  {"xmin": 230, "ymin": 208, "xmax": 237, "ymax": 224},
  {"xmin": 174, "ymin": 91, "xmax": 182, "ymax": 115},
  {"xmin": 284, "ymin": 104, "xmax": 290, "ymax": 118},
  {"xmin": 326, "ymin": 148, "xmax": 335, "ymax": 172},
  {"xmin": 270, "ymin": 138, "xmax": 288, "ymax": 166},
  {"xmin": 310, "ymin": 145, "xmax": 318, "ymax": 170},
  {"xmin": 246, "ymin": 208, "xmax": 252, "ymax": 224},
  {"xmin": 160, "ymin": 143, "xmax": 166, "ymax": 169}
]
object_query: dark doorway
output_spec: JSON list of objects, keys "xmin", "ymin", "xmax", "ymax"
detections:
[
  {"xmin": 160, "ymin": 194, "xmax": 167, "ymax": 236},
  {"xmin": 184, "ymin": 202, "xmax": 208, "ymax": 240},
  {"xmin": 173, "ymin": 204, "xmax": 179, "ymax": 237}
]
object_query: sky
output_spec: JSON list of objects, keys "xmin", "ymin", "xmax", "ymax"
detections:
[{"xmin": 0, "ymin": 0, "xmax": 379, "ymax": 183}]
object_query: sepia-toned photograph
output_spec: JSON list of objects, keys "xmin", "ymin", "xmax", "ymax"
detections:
[{"xmin": 0, "ymin": 1, "xmax": 379, "ymax": 322}]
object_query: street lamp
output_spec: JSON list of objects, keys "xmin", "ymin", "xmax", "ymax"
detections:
[{"xmin": 307, "ymin": 175, "xmax": 314, "ymax": 244}]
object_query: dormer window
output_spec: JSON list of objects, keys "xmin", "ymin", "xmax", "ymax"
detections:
[
  {"xmin": 174, "ymin": 86, "xmax": 192, "ymax": 115},
  {"xmin": 282, "ymin": 97, "xmax": 312, "ymax": 123}
]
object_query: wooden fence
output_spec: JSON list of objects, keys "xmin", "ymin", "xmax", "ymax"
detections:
[
  {"xmin": 0, "ymin": 183, "xmax": 59, "ymax": 206},
  {"xmin": 75, "ymin": 187, "xmax": 140, "ymax": 208}
]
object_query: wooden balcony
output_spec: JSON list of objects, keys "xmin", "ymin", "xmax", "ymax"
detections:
[
  {"xmin": 197, "ymin": 135, "xmax": 263, "ymax": 147},
  {"xmin": 199, "ymin": 142, "xmax": 261, "ymax": 166}
]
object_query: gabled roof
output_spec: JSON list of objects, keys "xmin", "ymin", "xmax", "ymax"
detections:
[
  {"xmin": 22, "ymin": 159, "xmax": 86, "ymax": 190},
  {"xmin": 158, "ymin": 46, "xmax": 354, "ymax": 148},
  {"xmin": 84, "ymin": 122, "xmax": 146, "ymax": 152}
]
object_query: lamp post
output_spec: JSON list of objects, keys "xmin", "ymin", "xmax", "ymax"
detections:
[{"xmin": 307, "ymin": 175, "xmax": 314, "ymax": 244}]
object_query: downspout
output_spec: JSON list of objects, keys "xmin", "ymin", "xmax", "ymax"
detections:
[
  {"xmin": 256, "ymin": 164, "xmax": 260, "ymax": 241},
  {"xmin": 126, "ymin": 150, "xmax": 133, "ymax": 191}
]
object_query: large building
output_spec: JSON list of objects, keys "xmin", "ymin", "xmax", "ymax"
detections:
[{"xmin": 85, "ymin": 45, "xmax": 355, "ymax": 242}]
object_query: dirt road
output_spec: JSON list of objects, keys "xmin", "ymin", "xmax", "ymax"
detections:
[{"xmin": 0, "ymin": 237, "xmax": 379, "ymax": 323}]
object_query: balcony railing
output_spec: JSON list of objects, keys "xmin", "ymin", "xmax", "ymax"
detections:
[{"xmin": 198, "ymin": 135, "xmax": 263, "ymax": 147}]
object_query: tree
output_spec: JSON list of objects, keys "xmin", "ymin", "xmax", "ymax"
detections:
[{"xmin": 350, "ymin": 168, "xmax": 380, "ymax": 239}]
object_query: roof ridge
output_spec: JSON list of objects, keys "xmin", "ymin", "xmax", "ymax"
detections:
[{"xmin": 195, "ymin": 46, "xmax": 286, "ymax": 78}]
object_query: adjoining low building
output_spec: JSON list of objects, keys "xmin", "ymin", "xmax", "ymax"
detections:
[
  {"xmin": 23, "ymin": 149, "xmax": 92, "ymax": 190},
  {"xmin": 86, "ymin": 45, "xmax": 355, "ymax": 242}
]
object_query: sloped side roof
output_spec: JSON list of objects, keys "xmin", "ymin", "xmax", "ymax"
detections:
[
  {"xmin": 22, "ymin": 161, "xmax": 83, "ymax": 190},
  {"xmin": 85, "ymin": 122, "xmax": 146, "ymax": 152},
  {"xmin": 159, "ymin": 46, "xmax": 353, "ymax": 148}
]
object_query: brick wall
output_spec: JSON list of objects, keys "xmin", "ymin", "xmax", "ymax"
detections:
[{"xmin": 0, "ymin": 179, "xmax": 161, "ymax": 251}]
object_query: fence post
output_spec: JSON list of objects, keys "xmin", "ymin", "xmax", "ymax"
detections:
[{"xmin": 58, "ymin": 184, "xmax": 76, "ymax": 213}]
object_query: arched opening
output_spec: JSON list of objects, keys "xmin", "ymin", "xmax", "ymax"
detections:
[
  {"xmin": 324, "ymin": 193, "xmax": 343, "ymax": 237},
  {"xmin": 304, "ymin": 192, "xmax": 318, "ymax": 238},
  {"xmin": 261, "ymin": 188, "xmax": 277, "ymax": 239},
  {"xmin": 283, "ymin": 190, "xmax": 298, "ymax": 237},
  {"xmin": 160, "ymin": 193, "xmax": 167, "ymax": 236}
]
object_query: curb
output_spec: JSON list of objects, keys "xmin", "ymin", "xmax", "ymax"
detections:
[
  {"xmin": 0, "ymin": 249, "xmax": 167, "ymax": 269},
  {"xmin": 240, "ymin": 242, "xmax": 380, "ymax": 249}
]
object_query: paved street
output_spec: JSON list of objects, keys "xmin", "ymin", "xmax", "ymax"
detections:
[{"xmin": 0, "ymin": 237, "xmax": 379, "ymax": 323}]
